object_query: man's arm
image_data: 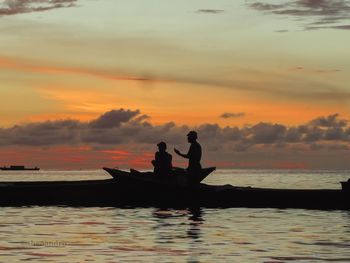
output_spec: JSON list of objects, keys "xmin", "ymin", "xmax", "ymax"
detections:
[
  {"xmin": 155, "ymin": 152, "xmax": 160, "ymax": 161},
  {"xmin": 151, "ymin": 152, "xmax": 158, "ymax": 167},
  {"xmin": 174, "ymin": 148, "xmax": 189, "ymax": 159}
]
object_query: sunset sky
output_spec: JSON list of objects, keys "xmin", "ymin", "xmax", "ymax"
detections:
[{"xmin": 1, "ymin": 0, "xmax": 350, "ymax": 169}]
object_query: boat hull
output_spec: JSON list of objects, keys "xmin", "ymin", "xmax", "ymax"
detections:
[
  {"xmin": 341, "ymin": 181, "xmax": 350, "ymax": 193},
  {"xmin": 104, "ymin": 167, "xmax": 216, "ymax": 187},
  {"xmin": 0, "ymin": 165, "xmax": 40, "ymax": 171},
  {"xmin": 0, "ymin": 178, "xmax": 348, "ymax": 210},
  {"xmin": 0, "ymin": 168, "xmax": 40, "ymax": 171}
]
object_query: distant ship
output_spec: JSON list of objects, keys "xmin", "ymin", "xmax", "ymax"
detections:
[{"xmin": 0, "ymin": 165, "xmax": 40, "ymax": 171}]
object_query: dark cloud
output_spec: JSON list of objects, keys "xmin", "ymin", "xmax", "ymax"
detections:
[
  {"xmin": 1, "ymin": 120, "xmax": 81, "ymax": 146},
  {"xmin": 249, "ymin": 122, "xmax": 287, "ymax": 144},
  {"xmin": 250, "ymin": 3, "xmax": 285, "ymax": 10},
  {"xmin": 247, "ymin": 0, "xmax": 350, "ymax": 30},
  {"xmin": 0, "ymin": 0, "xmax": 77, "ymax": 16},
  {"xmin": 197, "ymin": 9, "xmax": 225, "ymax": 14},
  {"xmin": 1, "ymin": 110, "xmax": 350, "ymax": 169},
  {"xmin": 220, "ymin": 112, "xmax": 246, "ymax": 119},
  {"xmin": 324, "ymin": 127, "xmax": 346, "ymax": 140},
  {"xmin": 222, "ymin": 127, "xmax": 242, "ymax": 141},
  {"xmin": 306, "ymin": 24, "xmax": 350, "ymax": 30},
  {"xmin": 303, "ymin": 126, "xmax": 324, "ymax": 142},
  {"xmin": 309, "ymin": 113, "xmax": 347, "ymax": 127},
  {"xmin": 275, "ymin": 29, "xmax": 290, "ymax": 32},
  {"xmin": 330, "ymin": 24, "xmax": 350, "ymax": 29},
  {"xmin": 89, "ymin": 109, "xmax": 140, "ymax": 129},
  {"xmin": 285, "ymin": 127, "xmax": 303, "ymax": 142},
  {"xmin": 0, "ymin": 110, "xmax": 349, "ymax": 157}
]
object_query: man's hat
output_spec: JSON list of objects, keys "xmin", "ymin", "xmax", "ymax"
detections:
[
  {"xmin": 187, "ymin": 131, "xmax": 198, "ymax": 139},
  {"xmin": 157, "ymin": 141, "xmax": 167, "ymax": 148}
]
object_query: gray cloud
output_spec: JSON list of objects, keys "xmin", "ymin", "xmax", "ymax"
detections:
[
  {"xmin": 249, "ymin": 122, "xmax": 287, "ymax": 144},
  {"xmin": 1, "ymin": 109, "xmax": 350, "ymax": 169},
  {"xmin": 247, "ymin": 0, "xmax": 350, "ymax": 30},
  {"xmin": 275, "ymin": 29, "xmax": 290, "ymax": 32},
  {"xmin": 303, "ymin": 126, "xmax": 324, "ymax": 142},
  {"xmin": 197, "ymin": 9, "xmax": 224, "ymax": 14},
  {"xmin": 0, "ymin": 0, "xmax": 77, "ymax": 16},
  {"xmin": 285, "ymin": 127, "xmax": 303, "ymax": 142},
  {"xmin": 0, "ymin": 110, "xmax": 349, "ymax": 155},
  {"xmin": 1, "ymin": 120, "xmax": 81, "ymax": 146},
  {"xmin": 309, "ymin": 113, "xmax": 347, "ymax": 127},
  {"xmin": 220, "ymin": 112, "xmax": 246, "ymax": 119},
  {"xmin": 306, "ymin": 24, "xmax": 350, "ymax": 30},
  {"xmin": 89, "ymin": 109, "xmax": 140, "ymax": 129}
]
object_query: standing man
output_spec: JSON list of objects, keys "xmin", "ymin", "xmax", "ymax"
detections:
[{"xmin": 174, "ymin": 131, "xmax": 202, "ymax": 176}]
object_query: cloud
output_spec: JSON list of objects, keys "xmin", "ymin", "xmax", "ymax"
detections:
[
  {"xmin": 309, "ymin": 113, "xmax": 347, "ymax": 127},
  {"xmin": 1, "ymin": 109, "xmax": 350, "ymax": 169},
  {"xmin": 2, "ymin": 55, "xmax": 350, "ymax": 105},
  {"xmin": 0, "ymin": 0, "xmax": 77, "ymax": 16},
  {"xmin": 247, "ymin": 0, "xmax": 350, "ymax": 30},
  {"xmin": 291, "ymin": 66, "xmax": 342, "ymax": 73},
  {"xmin": 220, "ymin": 112, "xmax": 246, "ymax": 119},
  {"xmin": 249, "ymin": 122, "xmax": 287, "ymax": 144},
  {"xmin": 197, "ymin": 9, "xmax": 224, "ymax": 14},
  {"xmin": 1, "ymin": 119, "xmax": 81, "ymax": 146},
  {"xmin": 0, "ymin": 55, "xmax": 156, "ymax": 83},
  {"xmin": 1, "ymin": 109, "xmax": 349, "ymax": 150},
  {"xmin": 275, "ymin": 29, "xmax": 290, "ymax": 33},
  {"xmin": 305, "ymin": 24, "xmax": 350, "ymax": 30},
  {"xmin": 89, "ymin": 109, "xmax": 140, "ymax": 129}
]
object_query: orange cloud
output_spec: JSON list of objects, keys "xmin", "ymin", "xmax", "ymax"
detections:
[
  {"xmin": 0, "ymin": 55, "xmax": 163, "ymax": 83},
  {"xmin": 2, "ymin": 55, "xmax": 349, "ymax": 128}
]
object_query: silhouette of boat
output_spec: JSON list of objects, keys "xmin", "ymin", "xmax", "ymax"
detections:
[
  {"xmin": 341, "ymin": 179, "xmax": 350, "ymax": 193},
  {"xmin": 0, "ymin": 168, "xmax": 348, "ymax": 209},
  {"xmin": 0, "ymin": 165, "xmax": 40, "ymax": 171},
  {"xmin": 103, "ymin": 167, "xmax": 216, "ymax": 187}
]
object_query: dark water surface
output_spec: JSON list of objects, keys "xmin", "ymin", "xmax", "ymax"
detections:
[{"xmin": 1, "ymin": 169, "xmax": 349, "ymax": 262}]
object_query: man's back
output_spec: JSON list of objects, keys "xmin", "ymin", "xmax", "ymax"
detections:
[
  {"xmin": 188, "ymin": 141, "xmax": 202, "ymax": 171},
  {"xmin": 154, "ymin": 151, "xmax": 172, "ymax": 175}
]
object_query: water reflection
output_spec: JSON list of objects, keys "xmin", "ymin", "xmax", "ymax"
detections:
[
  {"xmin": 152, "ymin": 208, "xmax": 204, "ymax": 262},
  {"xmin": 1, "ymin": 168, "xmax": 350, "ymax": 262},
  {"xmin": 341, "ymin": 211, "xmax": 350, "ymax": 234},
  {"xmin": 187, "ymin": 208, "xmax": 203, "ymax": 263},
  {"xmin": 187, "ymin": 207, "xmax": 203, "ymax": 241},
  {"xmin": 1, "ymin": 207, "xmax": 350, "ymax": 262}
]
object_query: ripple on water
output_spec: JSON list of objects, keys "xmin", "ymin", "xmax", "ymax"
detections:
[{"xmin": 1, "ymin": 170, "xmax": 350, "ymax": 261}]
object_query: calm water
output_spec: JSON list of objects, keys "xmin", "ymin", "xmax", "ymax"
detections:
[{"xmin": 0, "ymin": 169, "xmax": 349, "ymax": 262}]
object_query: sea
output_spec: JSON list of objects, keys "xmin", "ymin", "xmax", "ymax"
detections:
[{"xmin": 0, "ymin": 169, "xmax": 349, "ymax": 262}]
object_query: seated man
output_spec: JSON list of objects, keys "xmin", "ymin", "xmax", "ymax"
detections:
[{"xmin": 152, "ymin": 142, "xmax": 173, "ymax": 176}]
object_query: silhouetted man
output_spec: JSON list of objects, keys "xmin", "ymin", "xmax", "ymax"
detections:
[
  {"xmin": 174, "ymin": 131, "xmax": 202, "ymax": 175},
  {"xmin": 152, "ymin": 142, "xmax": 173, "ymax": 176}
]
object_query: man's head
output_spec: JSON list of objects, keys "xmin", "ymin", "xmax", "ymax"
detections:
[
  {"xmin": 157, "ymin": 141, "xmax": 167, "ymax": 152},
  {"xmin": 187, "ymin": 131, "xmax": 198, "ymax": 143}
]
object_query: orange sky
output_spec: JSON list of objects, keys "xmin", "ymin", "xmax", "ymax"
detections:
[
  {"xmin": 1, "ymin": 55, "xmax": 349, "ymax": 128},
  {"xmin": 1, "ymin": 0, "xmax": 350, "ymax": 169}
]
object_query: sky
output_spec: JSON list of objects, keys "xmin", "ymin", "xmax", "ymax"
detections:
[{"xmin": 0, "ymin": 0, "xmax": 350, "ymax": 169}]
